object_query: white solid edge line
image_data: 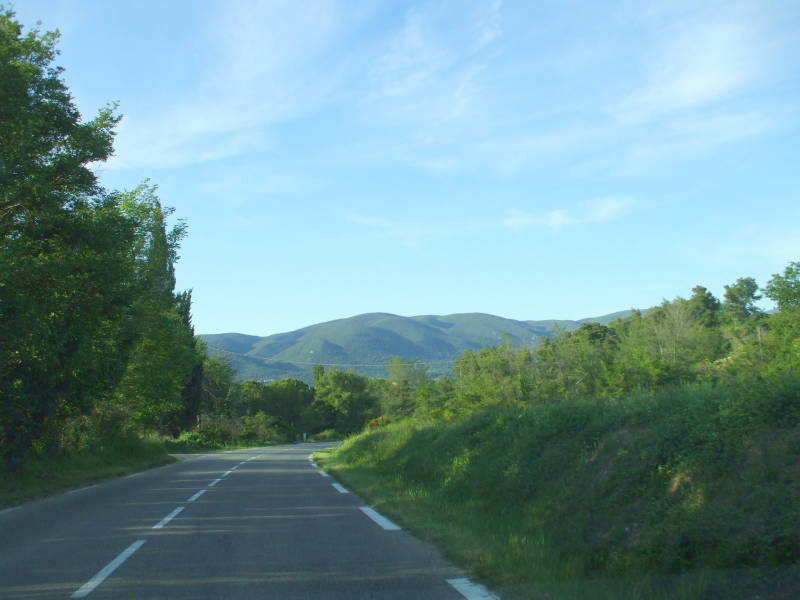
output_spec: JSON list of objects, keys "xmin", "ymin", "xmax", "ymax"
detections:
[
  {"xmin": 68, "ymin": 484, "xmax": 97, "ymax": 494},
  {"xmin": 331, "ymin": 483, "xmax": 349, "ymax": 494},
  {"xmin": 152, "ymin": 506, "xmax": 184, "ymax": 529},
  {"xmin": 446, "ymin": 578, "xmax": 500, "ymax": 600},
  {"xmin": 70, "ymin": 539, "xmax": 146, "ymax": 598},
  {"xmin": 186, "ymin": 489, "xmax": 207, "ymax": 502},
  {"xmin": 359, "ymin": 506, "xmax": 401, "ymax": 531},
  {"xmin": 318, "ymin": 470, "xmax": 330, "ymax": 477},
  {"xmin": 208, "ymin": 478, "xmax": 222, "ymax": 487},
  {"xmin": 310, "ymin": 462, "xmax": 318, "ymax": 468},
  {"xmin": 0, "ymin": 506, "xmax": 21, "ymax": 516}
]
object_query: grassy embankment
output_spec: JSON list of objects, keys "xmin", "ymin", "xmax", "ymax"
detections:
[
  {"xmin": 317, "ymin": 374, "xmax": 800, "ymax": 600},
  {"xmin": 0, "ymin": 432, "xmax": 175, "ymax": 508}
]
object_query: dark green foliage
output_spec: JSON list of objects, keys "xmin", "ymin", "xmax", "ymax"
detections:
[
  {"xmin": 0, "ymin": 8, "xmax": 118, "ymax": 233},
  {"xmin": 238, "ymin": 377, "xmax": 313, "ymax": 435},
  {"xmin": 312, "ymin": 367, "xmax": 378, "ymax": 434},
  {"xmin": 723, "ymin": 276, "xmax": 763, "ymax": 322},
  {"xmin": 0, "ymin": 11, "xmax": 201, "ymax": 471},
  {"xmin": 765, "ymin": 261, "xmax": 800, "ymax": 311}
]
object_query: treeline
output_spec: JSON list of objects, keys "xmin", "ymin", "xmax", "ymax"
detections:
[
  {"xmin": 189, "ymin": 264, "xmax": 800, "ymax": 445},
  {"xmin": 402, "ymin": 273, "xmax": 800, "ymax": 420}
]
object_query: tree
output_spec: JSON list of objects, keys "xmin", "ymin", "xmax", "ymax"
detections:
[
  {"xmin": 455, "ymin": 344, "xmax": 533, "ymax": 410},
  {"xmin": 723, "ymin": 277, "xmax": 763, "ymax": 322},
  {"xmin": 688, "ymin": 285, "xmax": 721, "ymax": 328},
  {"xmin": 764, "ymin": 261, "xmax": 800, "ymax": 311},
  {"xmin": 385, "ymin": 356, "xmax": 429, "ymax": 388},
  {"xmin": 313, "ymin": 369, "xmax": 377, "ymax": 434},
  {"xmin": 0, "ymin": 9, "xmax": 125, "ymax": 468},
  {"xmin": 112, "ymin": 184, "xmax": 199, "ymax": 434},
  {"xmin": 240, "ymin": 378, "xmax": 314, "ymax": 435},
  {"xmin": 379, "ymin": 356, "xmax": 429, "ymax": 417},
  {"xmin": 0, "ymin": 8, "xmax": 118, "ymax": 235},
  {"xmin": 0, "ymin": 195, "xmax": 141, "ymax": 464},
  {"xmin": 200, "ymin": 356, "xmax": 239, "ymax": 422}
]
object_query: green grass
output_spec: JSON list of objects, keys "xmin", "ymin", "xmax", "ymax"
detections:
[
  {"xmin": 0, "ymin": 433, "xmax": 174, "ymax": 508},
  {"xmin": 318, "ymin": 374, "xmax": 800, "ymax": 600}
]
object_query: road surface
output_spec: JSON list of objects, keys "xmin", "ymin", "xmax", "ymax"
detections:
[{"xmin": 0, "ymin": 443, "xmax": 497, "ymax": 599}]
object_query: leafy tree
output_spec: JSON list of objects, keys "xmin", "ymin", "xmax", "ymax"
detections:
[
  {"xmin": 112, "ymin": 185, "xmax": 198, "ymax": 434},
  {"xmin": 0, "ymin": 8, "xmax": 118, "ymax": 235},
  {"xmin": 688, "ymin": 285, "xmax": 721, "ymax": 328},
  {"xmin": 378, "ymin": 356, "xmax": 430, "ymax": 417},
  {"xmin": 313, "ymin": 369, "xmax": 377, "ymax": 434},
  {"xmin": 0, "ymin": 195, "xmax": 141, "ymax": 464},
  {"xmin": 173, "ymin": 293, "xmax": 205, "ymax": 432},
  {"xmin": 199, "ymin": 355, "xmax": 239, "ymax": 423},
  {"xmin": 263, "ymin": 378, "xmax": 314, "ymax": 433},
  {"xmin": 414, "ymin": 377, "xmax": 456, "ymax": 421},
  {"xmin": 0, "ymin": 9, "xmax": 126, "ymax": 467},
  {"xmin": 723, "ymin": 277, "xmax": 763, "ymax": 322},
  {"xmin": 532, "ymin": 323, "xmax": 617, "ymax": 402},
  {"xmin": 455, "ymin": 343, "xmax": 533, "ymax": 410},
  {"xmin": 385, "ymin": 356, "xmax": 429, "ymax": 388},
  {"xmin": 607, "ymin": 310, "xmax": 670, "ymax": 393},
  {"xmin": 764, "ymin": 261, "xmax": 800, "ymax": 311},
  {"xmin": 239, "ymin": 378, "xmax": 313, "ymax": 436}
]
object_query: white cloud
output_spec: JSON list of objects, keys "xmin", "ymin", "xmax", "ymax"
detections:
[
  {"xmin": 616, "ymin": 11, "xmax": 768, "ymax": 123},
  {"xmin": 474, "ymin": 0, "xmax": 503, "ymax": 51},
  {"xmin": 346, "ymin": 215, "xmax": 428, "ymax": 247},
  {"xmin": 368, "ymin": 9, "xmax": 456, "ymax": 99},
  {"xmin": 348, "ymin": 197, "xmax": 634, "ymax": 246},
  {"xmin": 108, "ymin": 0, "xmax": 359, "ymax": 170},
  {"xmin": 502, "ymin": 197, "xmax": 635, "ymax": 231}
]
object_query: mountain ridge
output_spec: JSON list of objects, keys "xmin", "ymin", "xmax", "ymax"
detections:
[{"xmin": 201, "ymin": 310, "xmax": 640, "ymax": 382}]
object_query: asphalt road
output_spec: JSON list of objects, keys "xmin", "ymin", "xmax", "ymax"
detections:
[{"xmin": 0, "ymin": 443, "xmax": 496, "ymax": 599}]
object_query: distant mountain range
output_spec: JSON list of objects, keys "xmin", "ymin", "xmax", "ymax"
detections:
[{"xmin": 200, "ymin": 310, "xmax": 636, "ymax": 383}]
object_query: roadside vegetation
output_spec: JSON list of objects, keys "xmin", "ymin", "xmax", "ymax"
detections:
[{"xmin": 319, "ymin": 270, "xmax": 800, "ymax": 599}]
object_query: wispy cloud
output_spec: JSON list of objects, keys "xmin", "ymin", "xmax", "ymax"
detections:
[
  {"xmin": 502, "ymin": 197, "xmax": 635, "ymax": 231},
  {"xmin": 474, "ymin": 0, "xmax": 503, "ymax": 51},
  {"xmin": 346, "ymin": 215, "xmax": 437, "ymax": 247},
  {"xmin": 109, "ymin": 0, "xmax": 362, "ymax": 170},
  {"xmin": 615, "ymin": 7, "xmax": 770, "ymax": 123},
  {"xmin": 348, "ymin": 197, "xmax": 634, "ymax": 246},
  {"xmin": 105, "ymin": 0, "xmax": 793, "ymax": 179}
]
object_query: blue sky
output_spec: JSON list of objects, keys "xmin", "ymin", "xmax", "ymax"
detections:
[{"xmin": 14, "ymin": 0, "xmax": 800, "ymax": 335}]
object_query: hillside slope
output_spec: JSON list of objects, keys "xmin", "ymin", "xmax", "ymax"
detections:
[
  {"xmin": 320, "ymin": 374, "xmax": 800, "ymax": 599},
  {"xmin": 201, "ymin": 310, "xmax": 636, "ymax": 382}
]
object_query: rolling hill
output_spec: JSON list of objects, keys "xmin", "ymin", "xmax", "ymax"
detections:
[{"xmin": 200, "ymin": 310, "xmax": 637, "ymax": 382}]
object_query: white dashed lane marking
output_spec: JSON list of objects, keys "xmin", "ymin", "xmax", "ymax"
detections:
[
  {"xmin": 70, "ymin": 540, "xmax": 146, "ymax": 599},
  {"xmin": 186, "ymin": 490, "xmax": 206, "ymax": 502},
  {"xmin": 359, "ymin": 507, "xmax": 401, "ymax": 531},
  {"xmin": 152, "ymin": 507, "xmax": 184, "ymax": 530},
  {"xmin": 446, "ymin": 578, "xmax": 500, "ymax": 599}
]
